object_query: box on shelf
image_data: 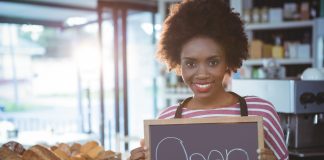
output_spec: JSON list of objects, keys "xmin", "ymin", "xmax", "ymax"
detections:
[
  {"xmin": 272, "ymin": 45, "xmax": 285, "ymax": 59},
  {"xmin": 286, "ymin": 42, "xmax": 299, "ymax": 58},
  {"xmin": 300, "ymin": 2, "xmax": 310, "ymax": 20},
  {"xmin": 297, "ymin": 44, "xmax": 311, "ymax": 59},
  {"xmin": 283, "ymin": 3, "xmax": 298, "ymax": 20},
  {"xmin": 269, "ymin": 8, "xmax": 283, "ymax": 23},
  {"xmin": 249, "ymin": 40, "xmax": 263, "ymax": 59},
  {"xmin": 262, "ymin": 44, "xmax": 273, "ymax": 58}
]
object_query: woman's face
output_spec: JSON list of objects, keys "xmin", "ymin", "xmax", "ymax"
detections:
[{"xmin": 180, "ymin": 37, "xmax": 227, "ymax": 99}]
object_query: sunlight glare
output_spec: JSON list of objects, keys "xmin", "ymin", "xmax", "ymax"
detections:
[{"xmin": 73, "ymin": 42, "xmax": 100, "ymax": 74}]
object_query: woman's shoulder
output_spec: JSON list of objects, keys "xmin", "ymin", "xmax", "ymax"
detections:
[
  {"xmin": 244, "ymin": 95, "xmax": 280, "ymax": 120},
  {"xmin": 244, "ymin": 95, "xmax": 276, "ymax": 111},
  {"xmin": 156, "ymin": 105, "xmax": 179, "ymax": 119}
]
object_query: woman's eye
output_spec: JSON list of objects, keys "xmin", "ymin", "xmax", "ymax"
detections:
[
  {"xmin": 185, "ymin": 62, "xmax": 196, "ymax": 68},
  {"xmin": 208, "ymin": 60, "xmax": 219, "ymax": 66}
]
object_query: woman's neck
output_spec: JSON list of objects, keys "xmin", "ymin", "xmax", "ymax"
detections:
[{"xmin": 187, "ymin": 91, "xmax": 237, "ymax": 110}]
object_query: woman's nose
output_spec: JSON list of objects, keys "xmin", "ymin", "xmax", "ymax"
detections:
[{"xmin": 195, "ymin": 65, "xmax": 209, "ymax": 78}]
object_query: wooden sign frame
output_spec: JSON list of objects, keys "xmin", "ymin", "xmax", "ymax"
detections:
[{"xmin": 144, "ymin": 116, "xmax": 264, "ymax": 160}]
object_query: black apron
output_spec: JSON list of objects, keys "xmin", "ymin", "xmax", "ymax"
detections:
[{"xmin": 174, "ymin": 91, "xmax": 248, "ymax": 118}]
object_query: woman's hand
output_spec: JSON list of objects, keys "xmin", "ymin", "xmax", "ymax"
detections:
[
  {"xmin": 129, "ymin": 139, "xmax": 148, "ymax": 160},
  {"xmin": 257, "ymin": 148, "xmax": 276, "ymax": 160}
]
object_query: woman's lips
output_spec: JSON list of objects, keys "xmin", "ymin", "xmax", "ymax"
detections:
[{"xmin": 193, "ymin": 83, "xmax": 212, "ymax": 92}]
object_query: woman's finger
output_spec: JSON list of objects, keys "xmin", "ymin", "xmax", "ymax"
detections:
[
  {"xmin": 257, "ymin": 148, "xmax": 276, "ymax": 160},
  {"xmin": 258, "ymin": 154, "xmax": 276, "ymax": 160},
  {"xmin": 140, "ymin": 139, "xmax": 145, "ymax": 147},
  {"xmin": 257, "ymin": 148, "xmax": 273, "ymax": 155}
]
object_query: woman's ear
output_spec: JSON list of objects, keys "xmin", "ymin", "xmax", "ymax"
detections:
[
  {"xmin": 225, "ymin": 66, "xmax": 231, "ymax": 74},
  {"xmin": 226, "ymin": 66, "xmax": 239, "ymax": 74}
]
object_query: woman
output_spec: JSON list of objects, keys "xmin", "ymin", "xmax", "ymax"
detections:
[{"xmin": 130, "ymin": 0, "xmax": 288, "ymax": 159}]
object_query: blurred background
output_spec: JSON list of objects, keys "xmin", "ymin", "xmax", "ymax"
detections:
[
  {"xmin": 0, "ymin": 0, "xmax": 324, "ymax": 159},
  {"xmin": 0, "ymin": 0, "xmax": 160, "ymax": 154}
]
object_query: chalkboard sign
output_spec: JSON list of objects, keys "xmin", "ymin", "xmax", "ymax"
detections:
[{"xmin": 144, "ymin": 116, "xmax": 264, "ymax": 160}]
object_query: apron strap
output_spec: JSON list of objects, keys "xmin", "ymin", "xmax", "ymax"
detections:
[
  {"xmin": 174, "ymin": 97, "xmax": 192, "ymax": 118},
  {"xmin": 174, "ymin": 92, "xmax": 247, "ymax": 118},
  {"xmin": 228, "ymin": 91, "xmax": 248, "ymax": 116}
]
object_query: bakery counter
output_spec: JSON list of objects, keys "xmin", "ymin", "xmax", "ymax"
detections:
[
  {"xmin": 0, "ymin": 140, "xmax": 121, "ymax": 160},
  {"xmin": 0, "ymin": 131, "xmax": 98, "ymax": 148}
]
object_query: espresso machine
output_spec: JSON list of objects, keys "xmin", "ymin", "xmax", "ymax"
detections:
[{"xmin": 231, "ymin": 79, "xmax": 324, "ymax": 158}]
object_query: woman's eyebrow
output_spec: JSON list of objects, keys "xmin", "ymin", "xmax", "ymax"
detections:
[
  {"xmin": 207, "ymin": 55, "xmax": 221, "ymax": 60},
  {"xmin": 181, "ymin": 57, "xmax": 196, "ymax": 60}
]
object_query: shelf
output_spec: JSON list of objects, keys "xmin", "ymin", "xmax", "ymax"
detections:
[
  {"xmin": 245, "ymin": 20, "xmax": 314, "ymax": 31},
  {"xmin": 243, "ymin": 58, "xmax": 313, "ymax": 66}
]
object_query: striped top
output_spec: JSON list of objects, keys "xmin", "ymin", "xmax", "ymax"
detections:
[{"xmin": 157, "ymin": 96, "xmax": 289, "ymax": 160}]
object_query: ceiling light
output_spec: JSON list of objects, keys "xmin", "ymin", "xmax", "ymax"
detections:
[{"xmin": 66, "ymin": 17, "xmax": 88, "ymax": 26}]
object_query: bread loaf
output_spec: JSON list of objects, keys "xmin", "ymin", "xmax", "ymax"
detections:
[
  {"xmin": 96, "ymin": 150, "xmax": 117, "ymax": 160},
  {"xmin": 50, "ymin": 145, "xmax": 58, "ymax": 151},
  {"xmin": 74, "ymin": 153, "xmax": 94, "ymax": 160},
  {"xmin": 57, "ymin": 143, "xmax": 71, "ymax": 155},
  {"xmin": 68, "ymin": 156, "xmax": 86, "ymax": 160},
  {"xmin": 22, "ymin": 145, "xmax": 61, "ymax": 160},
  {"xmin": 86, "ymin": 145, "xmax": 104, "ymax": 159},
  {"xmin": 53, "ymin": 148, "xmax": 69, "ymax": 160},
  {"xmin": 2, "ymin": 141, "xmax": 25, "ymax": 155},
  {"xmin": 0, "ymin": 147, "xmax": 23, "ymax": 160},
  {"xmin": 80, "ymin": 141, "xmax": 98, "ymax": 154},
  {"xmin": 70, "ymin": 143, "xmax": 81, "ymax": 153}
]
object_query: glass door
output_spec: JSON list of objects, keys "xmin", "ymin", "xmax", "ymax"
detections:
[{"xmin": 98, "ymin": 1, "xmax": 158, "ymax": 152}]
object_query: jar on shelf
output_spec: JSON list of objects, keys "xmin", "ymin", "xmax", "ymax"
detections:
[
  {"xmin": 272, "ymin": 35, "xmax": 284, "ymax": 59},
  {"xmin": 260, "ymin": 7, "xmax": 269, "ymax": 23},
  {"xmin": 243, "ymin": 9, "xmax": 252, "ymax": 24},
  {"xmin": 252, "ymin": 8, "xmax": 260, "ymax": 23}
]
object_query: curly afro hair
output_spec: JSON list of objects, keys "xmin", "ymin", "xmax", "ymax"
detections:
[{"xmin": 156, "ymin": 0, "xmax": 248, "ymax": 73}]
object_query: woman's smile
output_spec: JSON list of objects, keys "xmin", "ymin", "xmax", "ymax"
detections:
[{"xmin": 192, "ymin": 82, "xmax": 213, "ymax": 93}]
